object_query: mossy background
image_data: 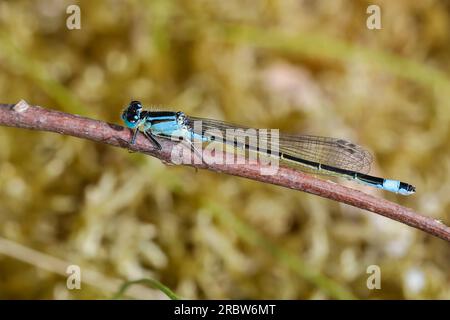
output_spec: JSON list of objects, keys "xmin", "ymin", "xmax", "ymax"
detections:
[{"xmin": 0, "ymin": 0, "xmax": 449, "ymax": 299}]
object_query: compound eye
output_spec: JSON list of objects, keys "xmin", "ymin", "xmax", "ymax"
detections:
[
  {"xmin": 123, "ymin": 110, "xmax": 134, "ymax": 122},
  {"xmin": 130, "ymin": 101, "xmax": 142, "ymax": 110},
  {"xmin": 122, "ymin": 100, "xmax": 145, "ymax": 129},
  {"xmin": 128, "ymin": 101, "xmax": 144, "ymax": 121}
]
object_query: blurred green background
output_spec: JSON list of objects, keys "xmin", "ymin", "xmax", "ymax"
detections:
[{"xmin": 0, "ymin": 0, "xmax": 449, "ymax": 299}]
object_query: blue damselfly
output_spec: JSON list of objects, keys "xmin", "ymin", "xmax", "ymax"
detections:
[{"xmin": 121, "ymin": 101, "xmax": 415, "ymax": 195}]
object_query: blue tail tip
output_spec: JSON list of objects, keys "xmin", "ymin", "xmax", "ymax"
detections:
[{"xmin": 399, "ymin": 182, "xmax": 416, "ymax": 195}]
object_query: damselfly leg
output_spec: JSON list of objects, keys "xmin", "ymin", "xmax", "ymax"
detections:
[{"xmin": 143, "ymin": 130, "xmax": 162, "ymax": 150}]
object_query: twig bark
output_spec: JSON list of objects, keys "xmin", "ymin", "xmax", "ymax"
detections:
[{"xmin": 1, "ymin": 100, "xmax": 449, "ymax": 243}]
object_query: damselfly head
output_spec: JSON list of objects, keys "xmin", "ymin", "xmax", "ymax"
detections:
[{"xmin": 122, "ymin": 100, "xmax": 143, "ymax": 128}]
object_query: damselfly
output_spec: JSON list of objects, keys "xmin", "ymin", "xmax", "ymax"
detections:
[{"xmin": 121, "ymin": 100, "xmax": 415, "ymax": 195}]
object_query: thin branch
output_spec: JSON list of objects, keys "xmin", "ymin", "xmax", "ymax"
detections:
[{"xmin": 1, "ymin": 100, "xmax": 449, "ymax": 243}]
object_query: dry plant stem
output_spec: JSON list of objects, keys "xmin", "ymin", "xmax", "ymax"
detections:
[
  {"xmin": 1, "ymin": 101, "xmax": 449, "ymax": 243},
  {"xmin": 0, "ymin": 237, "xmax": 167, "ymax": 299}
]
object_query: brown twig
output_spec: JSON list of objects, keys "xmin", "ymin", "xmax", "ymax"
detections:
[{"xmin": 1, "ymin": 100, "xmax": 449, "ymax": 243}]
